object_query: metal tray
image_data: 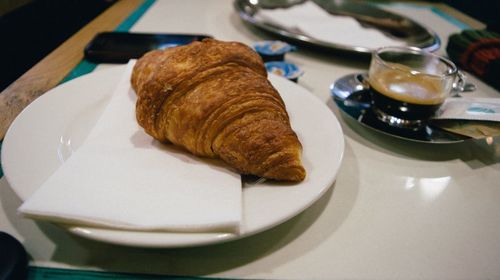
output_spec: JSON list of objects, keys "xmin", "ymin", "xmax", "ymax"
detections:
[{"xmin": 234, "ymin": 0, "xmax": 441, "ymax": 55}]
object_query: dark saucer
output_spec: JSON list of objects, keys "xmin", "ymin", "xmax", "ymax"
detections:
[{"xmin": 330, "ymin": 73, "xmax": 469, "ymax": 144}]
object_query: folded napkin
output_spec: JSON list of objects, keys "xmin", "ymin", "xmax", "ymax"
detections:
[
  {"xmin": 18, "ymin": 61, "xmax": 242, "ymax": 233},
  {"xmin": 257, "ymin": 1, "xmax": 405, "ymax": 49}
]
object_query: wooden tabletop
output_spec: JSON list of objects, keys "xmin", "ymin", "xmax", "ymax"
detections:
[{"xmin": 0, "ymin": 0, "xmax": 485, "ymax": 140}]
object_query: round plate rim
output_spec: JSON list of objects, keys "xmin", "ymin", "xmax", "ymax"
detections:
[{"xmin": 2, "ymin": 66, "xmax": 344, "ymax": 248}]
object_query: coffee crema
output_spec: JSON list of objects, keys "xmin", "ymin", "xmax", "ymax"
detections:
[{"xmin": 369, "ymin": 64, "xmax": 446, "ymax": 105}]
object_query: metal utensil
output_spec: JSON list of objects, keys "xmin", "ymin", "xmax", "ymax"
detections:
[{"xmin": 313, "ymin": 0, "xmax": 432, "ymax": 42}]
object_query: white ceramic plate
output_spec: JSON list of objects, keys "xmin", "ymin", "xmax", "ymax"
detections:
[{"xmin": 2, "ymin": 66, "xmax": 344, "ymax": 248}]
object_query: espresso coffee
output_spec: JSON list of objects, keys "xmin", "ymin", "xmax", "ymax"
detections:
[{"xmin": 369, "ymin": 65, "xmax": 446, "ymax": 121}]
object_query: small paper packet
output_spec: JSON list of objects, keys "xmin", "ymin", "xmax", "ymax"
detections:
[
  {"xmin": 431, "ymin": 97, "xmax": 500, "ymax": 139},
  {"xmin": 435, "ymin": 97, "xmax": 500, "ymax": 122}
]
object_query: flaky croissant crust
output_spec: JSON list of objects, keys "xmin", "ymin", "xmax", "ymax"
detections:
[{"xmin": 131, "ymin": 39, "xmax": 305, "ymax": 181}]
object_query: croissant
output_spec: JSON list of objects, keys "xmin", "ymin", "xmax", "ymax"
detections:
[{"xmin": 131, "ymin": 39, "xmax": 305, "ymax": 182}]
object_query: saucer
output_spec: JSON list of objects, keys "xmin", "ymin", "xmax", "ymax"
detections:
[{"xmin": 330, "ymin": 73, "xmax": 469, "ymax": 144}]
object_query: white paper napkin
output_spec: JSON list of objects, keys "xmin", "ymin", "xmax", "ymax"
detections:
[
  {"xmin": 18, "ymin": 61, "xmax": 242, "ymax": 233},
  {"xmin": 257, "ymin": 1, "xmax": 405, "ymax": 49}
]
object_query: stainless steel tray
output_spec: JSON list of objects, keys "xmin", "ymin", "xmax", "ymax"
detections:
[{"xmin": 234, "ymin": 0, "xmax": 441, "ymax": 55}]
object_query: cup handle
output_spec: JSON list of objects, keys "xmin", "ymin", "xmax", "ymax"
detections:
[{"xmin": 451, "ymin": 71, "xmax": 475, "ymax": 96}]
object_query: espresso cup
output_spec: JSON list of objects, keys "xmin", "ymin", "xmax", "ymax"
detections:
[{"xmin": 368, "ymin": 46, "xmax": 464, "ymax": 129}]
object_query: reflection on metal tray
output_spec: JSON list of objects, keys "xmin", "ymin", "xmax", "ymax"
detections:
[
  {"xmin": 330, "ymin": 73, "xmax": 469, "ymax": 144},
  {"xmin": 234, "ymin": 0, "xmax": 441, "ymax": 55}
]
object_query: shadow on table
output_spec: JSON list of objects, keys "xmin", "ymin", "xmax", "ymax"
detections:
[
  {"xmin": 0, "ymin": 143, "xmax": 360, "ymax": 277},
  {"xmin": 327, "ymin": 98, "xmax": 500, "ymax": 169}
]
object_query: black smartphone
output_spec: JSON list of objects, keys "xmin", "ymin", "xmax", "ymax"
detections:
[{"xmin": 84, "ymin": 32, "xmax": 212, "ymax": 63}]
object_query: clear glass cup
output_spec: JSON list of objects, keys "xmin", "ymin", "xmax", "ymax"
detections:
[{"xmin": 368, "ymin": 46, "xmax": 464, "ymax": 129}]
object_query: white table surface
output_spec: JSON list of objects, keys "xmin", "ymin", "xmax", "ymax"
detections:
[{"xmin": 1, "ymin": 0, "xmax": 499, "ymax": 279}]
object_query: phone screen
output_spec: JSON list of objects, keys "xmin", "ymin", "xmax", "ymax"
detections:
[{"xmin": 84, "ymin": 32, "xmax": 211, "ymax": 63}]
